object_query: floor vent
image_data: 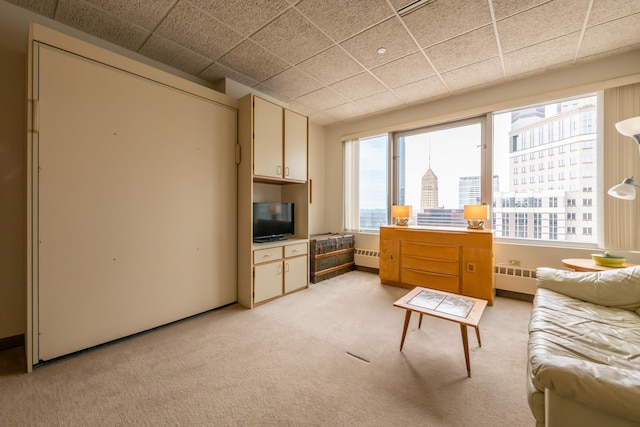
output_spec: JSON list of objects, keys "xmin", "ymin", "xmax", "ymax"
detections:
[
  {"xmin": 354, "ymin": 248, "xmax": 380, "ymax": 269},
  {"xmin": 495, "ymin": 265, "xmax": 537, "ymax": 279}
]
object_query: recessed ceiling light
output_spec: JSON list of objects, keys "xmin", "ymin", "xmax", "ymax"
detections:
[{"xmin": 377, "ymin": 47, "xmax": 387, "ymax": 54}]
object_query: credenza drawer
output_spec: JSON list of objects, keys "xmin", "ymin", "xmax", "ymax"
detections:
[
  {"xmin": 254, "ymin": 247, "xmax": 283, "ymax": 264},
  {"xmin": 285, "ymin": 243, "xmax": 307, "ymax": 258},
  {"xmin": 402, "ymin": 241, "xmax": 459, "ymax": 260},
  {"xmin": 402, "ymin": 255, "xmax": 459, "ymax": 276},
  {"xmin": 401, "ymin": 268, "xmax": 460, "ymax": 294}
]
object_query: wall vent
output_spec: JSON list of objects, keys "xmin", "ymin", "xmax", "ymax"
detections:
[
  {"xmin": 354, "ymin": 248, "xmax": 380, "ymax": 269},
  {"xmin": 495, "ymin": 265, "xmax": 537, "ymax": 279}
]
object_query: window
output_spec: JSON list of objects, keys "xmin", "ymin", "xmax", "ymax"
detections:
[
  {"xmin": 567, "ymin": 213, "xmax": 576, "ymax": 220},
  {"xmin": 492, "ymin": 93, "xmax": 598, "ymax": 244},
  {"xmin": 344, "ymin": 94, "xmax": 600, "ymax": 247},
  {"xmin": 344, "ymin": 135, "xmax": 388, "ymax": 231},
  {"xmin": 567, "ymin": 226, "xmax": 576, "ymax": 234},
  {"xmin": 583, "ymin": 212, "xmax": 592, "ymax": 221},
  {"xmin": 583, "ymin": 227, "xmax": 593, "ymax": 235},
  {"xmin": 549, "ymin": 214, "xmax": 558, "ymax": 240},
  {"xmin": 515, "ymin": 213, "xmax": 527, "ymax": 238},
  {"xmin": 394, "ymin": 119, "xmax": 482, "ymax": 228}
]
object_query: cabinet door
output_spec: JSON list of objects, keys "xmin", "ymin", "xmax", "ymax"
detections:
[
  {"xmin": 284, "ymin": 109, "xmax": 307, "ymax": 181},
  {"xmin": 253, "ymin": 97, "xmax": 283, "ymax": 179},
  {"xmin": 379, "ymin": 238, "xmax": 400, "ymax": 283},
  {"xmin": 461, "ymin": 246, "xmax": 494, "ymax": 303},
  {"xmin": 254, "ymin": 262, "xmax": 283, "ymax": 303},
  {"xmin": 284, "ymin": 255, "xmax": 308, "ymax": 293}
]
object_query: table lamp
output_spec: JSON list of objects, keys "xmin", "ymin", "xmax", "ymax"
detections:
[
  {"xmin": 392, "ymin": 205, "xmax": 411, "ymax": 226},
  {"xmin": 463, "ymin": 204, "xmax": 488, "ymax": 229}
]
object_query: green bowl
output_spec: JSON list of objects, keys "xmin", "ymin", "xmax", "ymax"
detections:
[{"xmin": 592, "ymin": 254, "xmax": 625, "ymax": 267}]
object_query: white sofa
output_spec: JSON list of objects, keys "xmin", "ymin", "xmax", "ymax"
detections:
[{"xmin": 527, "ymin": 266, "xmax": 640, "ymax": 427}]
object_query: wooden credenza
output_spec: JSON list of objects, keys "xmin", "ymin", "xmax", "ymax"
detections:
[{"xmin": 379, "ymin": 226, "xmax": 495, "ymax": 305}]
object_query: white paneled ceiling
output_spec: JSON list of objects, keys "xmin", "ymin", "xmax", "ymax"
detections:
[{"xmin": 5, "ymin": 0, "xmax": 640, "ymax": 125}]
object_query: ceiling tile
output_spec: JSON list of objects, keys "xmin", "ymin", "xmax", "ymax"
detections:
[
  {"xmin": 199, "ymin": 62, "xmax": 259, "ymax": 88},
  {"xmin": 323, "ymin": 102, "xmax": 368, "ymax": 121},
  {"xmin": 504, "ymin": 32, "xmax": 579, "ymax": 78},
  {"xmin": 371, "ymin": 52, "xmax": 435, "ymax": 88},
  {"xmin": 251, "ymin": 8, "xmax": 333, "ymax": 64},
  {"xmin": 262, "ymin": 67, "xmax": 323, "ymax": 98},
  {"xmin": 155, "ymin": 1, "xmax": 243, "ymax": 61},
  {"xmin": 83, "ymin": 0, "xmax": 174, "ymax": 30},
  {"xmin": 441, "ymin": 57, "xmax": 504, "ymax": 92},
  {"xmin": 340, "ymin": 17, "xmax": 418, "ymax": 68},
  {"xmin": 497, "ymin": 0, "xmax": 590, "ymax": 53},
  {"xmin": 425, "ymin": 25, "xmax": 498, "ymax": 74},
  {"xmin": 579, "ymin": 13, "xmax": 640, "ymax": 59},
  {"xmin": 218, "ymin": 39, "xmax": 289, "ymax": 82},
  {"xmin": 329, "ymin": 72, "xmax": 387, "ymax": 101},
  {"xmin": 252, "ymin": 83, "xmax": 291, "ymax": 103},
  {"xmin": 307, "ymin": 111, "xmax": 337, "ymax": 126},
  {"xmin": 138, "ymin": 34, "xmax": 212, "ymax": 75},
  {"xmin": 388, "ymin": 0, "xmax": 414, "ymax": 10},
  {"xmin": 189, "ymin": 0, "xmax": 290, "ymax": 37},
  {"xmin": 296, "ymin": 0, "xmax": 393, "ymax": 42},
  {"xmin": 4, "ymin": 0, "xmax": 56, "ymax": 17},
  {"xmin": 588, "ymin": 0, "xmax": 640, "ymax": 26},
  {"xmin": 402, "ymin": 0, "xmax": 492, "ymax": 48},
  {"xmin": 491, "ymin": 0, "xmax": 547, "ymax": 20},
  {"xmin": 295, "ymin": 87, "xmax": 348, "ymax": 110},
  {"xmin": 285, "ymin": 99, "xmax": 317, "ymax": 116},
  {"xmin": 393, "ymin": 76, "xmax": 449, "ymax": 104},
  {"xmin": 55, "ymin": 0, "xmax": 150, "ymax": 51},
  {"xmin": 296, "ymin": 46, "xmax": 365, "ymax": 85},
  {"xmin": 353, "ymin": 90, "xmax": 404, "ymax": 113}
]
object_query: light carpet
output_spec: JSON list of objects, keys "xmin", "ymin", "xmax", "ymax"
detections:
[{"xmin": 0, "ymin": 270, "xmax": 535, "ymax": 426}]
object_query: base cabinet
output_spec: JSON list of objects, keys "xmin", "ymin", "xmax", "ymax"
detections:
[
  {"xmin": 253, "ymin": 241, "xmax": 308, "ymax": 305},
  {"xmin": 379, "ymin": 226, "xmax": 495, "ymax": 305}
]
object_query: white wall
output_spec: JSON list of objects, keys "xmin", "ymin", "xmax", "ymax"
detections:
[
  {"xmin": 324, "ymin": 48, "xmax": 640, "ymax": 294},
  {"xmin": 308, "ymin": 122, "xmax": 327, "ymax": 235},
  {"xmin": 0, "ymin": 46, "xmax": 26, "ymax": 339}
]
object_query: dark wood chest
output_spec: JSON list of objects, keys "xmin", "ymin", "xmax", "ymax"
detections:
[{"xmin": 309, "ymin": 233, "xmax": 355, "ymax": 283}]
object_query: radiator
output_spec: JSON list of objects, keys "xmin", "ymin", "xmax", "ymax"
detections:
[
  {"xmin": 354, "ymin": 248, "xmax": 380, "ymax": 269},
  {"xmin": 494, "ymin": 264, "xmax": 537, "ymax": 295}
]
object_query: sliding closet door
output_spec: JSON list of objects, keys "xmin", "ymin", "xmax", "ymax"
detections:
[{"xmin": 34, "ymin": 43, "xmax": 236, "ymax": 362}]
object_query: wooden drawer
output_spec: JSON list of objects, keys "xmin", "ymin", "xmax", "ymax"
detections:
[
  {"xmin": 285, "ymin": 243, "xmax": 307, "ymax": 258},
  {"xmin": 254, "ymin": 247, "xmax": 283, "ymax": 264},
  {"xmin": 401, "ymin": 268, "xmax": 460, "ymax": 294},
  {"xmin": 402, "ymin": 255, "xmax": 459, "ymax": 276},
  {"xmin": 402, "ymin": 241, "xmax": 459, "ymax": 260}
]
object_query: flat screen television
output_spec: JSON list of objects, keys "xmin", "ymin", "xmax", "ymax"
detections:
[{"xmin": 253, "ymin": 202, "xmax": 295, "ymax": 243}]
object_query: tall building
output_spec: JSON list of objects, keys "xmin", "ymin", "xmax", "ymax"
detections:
[
  {"xmin": 458, "ymin": 175, "xmax": 500, "ymax": 207},
  {"xmin": 420, "ymin": 167, "xmax": 439, "ymax": 213}
]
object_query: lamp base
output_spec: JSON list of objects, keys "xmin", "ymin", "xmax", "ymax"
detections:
[
  {"xmin": 466, "ymin": 219, "xmax": 485, "ymax": 230},
  {"xmin": 395, "ymin": 217, "xmax": 409, "ymax": 226}
]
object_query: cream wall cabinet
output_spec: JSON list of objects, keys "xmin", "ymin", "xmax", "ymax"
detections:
[
  {"xmin": 253, "ymin": 96, "xmax": 283, "ymax": 179},
  {"xmin": 252, "ymin": 241, "xmax": 308, "ymax": 305},
  {"xmin": 379, "ymin": 226, "xmax": 495, "ymax": 305},
  {"xmin": 252, "ymin": 96, "xmax": 308, "ymax": 183},
  {"xmin": 284, "ymin": 109, "xmax": 308, "ymax": 181},
  {"xmin": 238, "ymin": 94, "xmax": 310, "ymax": 308}
]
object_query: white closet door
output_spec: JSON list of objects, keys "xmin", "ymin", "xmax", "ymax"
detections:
[{"xmin": 36, "ymin": 44, "xmax": 237, "ymax": 361}]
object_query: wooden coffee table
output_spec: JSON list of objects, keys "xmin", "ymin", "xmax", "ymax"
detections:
[{"xmin": 393, "ymin": 287, "xmax": 488, "ymax": 377}]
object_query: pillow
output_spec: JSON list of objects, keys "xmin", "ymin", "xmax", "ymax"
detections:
[{"xmin": 536, "ymin": 266, "xmax": 640, "ymax": 310}]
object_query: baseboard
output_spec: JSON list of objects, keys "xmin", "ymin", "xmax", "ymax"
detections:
[
  {"xmin": 496, "ymin": 289, "xmax": 534, "ymax": 303},
  {"xmin": 0, "ymin": 334, "xmax": 24, "ymax": 351},
  {"xmin": 355, "ymin": 266, "xmax": 379, "ymax": 274}
]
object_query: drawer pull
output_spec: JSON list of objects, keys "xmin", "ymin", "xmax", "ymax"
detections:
[{"xmin": 262, "ymin": 254, "xmax": 271, "ymax": 258}]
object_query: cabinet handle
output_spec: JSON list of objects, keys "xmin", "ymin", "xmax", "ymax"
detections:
[
  {"xmin": 278, "ymin": 264, "xmax": 282, "ymax": 274},
  {"xmin": 285, "ymin": 262, "xmax": 290, "ymax": 272},
  {"xmin": 277, "ymin": 166, "xmax": 282, "ymax": 175},
  {"xmin": 285, "ymin": 166, "xmax": 290, "ymax": 176}
]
